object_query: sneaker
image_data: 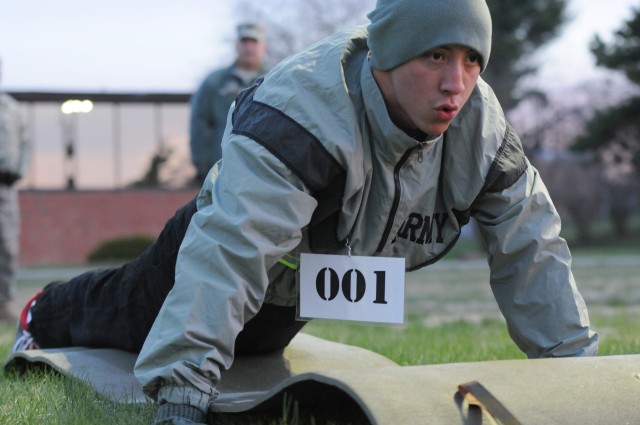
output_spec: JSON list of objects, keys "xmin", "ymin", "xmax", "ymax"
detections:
[
  {"xmin": 11, "ymin": 291, "xmax": 42, "ymax": 354},
  {"xmin": 11, "ymin": 320, "xmax": 39, "ymax": 353}
]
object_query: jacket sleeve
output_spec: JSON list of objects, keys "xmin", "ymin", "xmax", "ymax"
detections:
[
  {"xmin": 133, "ymin": 133, "xmax": 317, "ymax": 411},
  {"xmin": 473, "ymin": 152, "xmax": 598, "ymax": 358}
]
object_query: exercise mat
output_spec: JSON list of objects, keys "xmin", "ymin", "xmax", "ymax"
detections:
[{"xmin": 5, "ymin": 333, "xmax": 640, "ymax": 424}]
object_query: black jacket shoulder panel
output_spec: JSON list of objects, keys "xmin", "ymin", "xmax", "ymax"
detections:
[
  {"xmin": 482, "ymin": 123, "xmax": 528, "ymax": 194},
  {"xmin": 231, "ymin": 79, "xmax": 346, "ymax": 252}
]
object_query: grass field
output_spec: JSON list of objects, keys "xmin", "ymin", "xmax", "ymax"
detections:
[{"xmin": 1, "ymin": 253, "xmax": 639, "ymax": 424}]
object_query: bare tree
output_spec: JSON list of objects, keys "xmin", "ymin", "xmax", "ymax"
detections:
[
  {"xmin": 233, "ymin": 0, "xmax": 375, "ymax": 65},
  {"xmin": 510, "ymin": 77, "xmax": 639, "ymax": 244},
  {"xmin": 512, "ymin": 78, "xmax": 633, "ymax": 153}
]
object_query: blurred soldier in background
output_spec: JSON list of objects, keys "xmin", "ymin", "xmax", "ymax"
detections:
[
  {"xmin": 189, "ymin": 22, "xmax": 268, "ymax": 184},
  {"xmin": 0, "ymin": 57, "xmax": 30, "ymax": 322}
]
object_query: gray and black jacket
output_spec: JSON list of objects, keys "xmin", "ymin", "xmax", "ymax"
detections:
[{"xmin": 135, "ymin": 27, "xmax": 598, "ymax": 411}]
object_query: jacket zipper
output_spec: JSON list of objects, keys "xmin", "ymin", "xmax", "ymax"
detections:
[
  {"xmin": 417, "ymin": 141, "xmax": 426, "ymax": 163},
  {"xmin": 374, "ymin": 144, "xmax": 422, "ymax": 254}
]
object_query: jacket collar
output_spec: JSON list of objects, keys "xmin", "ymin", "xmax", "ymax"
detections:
[{"xmin": 360, "ymin": 57, "xmax": 441, "ymax": 164}]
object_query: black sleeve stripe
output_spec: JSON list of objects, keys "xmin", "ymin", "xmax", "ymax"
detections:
[
  {"xmin": 482, "ymin": 123, "xmax": 528, "ymax": 193},
  {"xmin": 230, "ymin": 80, "xmax": 347, "ymax": 251},
  {"xmin": 232, "ymin": 98, "xmax": 344, "ymax": 193}
]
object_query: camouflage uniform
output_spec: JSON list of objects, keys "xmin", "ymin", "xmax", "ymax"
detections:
[{"xmin": 0, "ymin": 92, "xmax": 30, "ymax": 311}]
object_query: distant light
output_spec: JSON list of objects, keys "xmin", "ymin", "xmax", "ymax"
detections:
[{"xmin": 61, "ymin": 99, "xmax": 93, "ymax": 114}]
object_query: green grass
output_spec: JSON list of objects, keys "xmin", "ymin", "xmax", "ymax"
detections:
[
  {"xmin": 589, "ymin": 311, "xmax": 640, "ymax": 355},
  {"xmin": 0, "ymin": 367, "xmax": 157, "ymax": 424},
  {"xmin": 0, "ymin": 320, "xmax": 156, "ymax": 424},
  {"xmin": 305, "ymin": 318, "xmax": 525, "ymax": 365},
  {"xmin": 2, "ymin": 254, "xmax": 639, "ymax": 424}
]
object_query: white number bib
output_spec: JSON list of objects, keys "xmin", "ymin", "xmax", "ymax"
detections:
[{"xmin": 298, "ymin": 253, "xmax": 405, "ymax": 324}]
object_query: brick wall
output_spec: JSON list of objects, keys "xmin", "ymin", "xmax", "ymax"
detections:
[{"xmin": 19, "ymin": 189, "xmax": 196, "ymax": 266}]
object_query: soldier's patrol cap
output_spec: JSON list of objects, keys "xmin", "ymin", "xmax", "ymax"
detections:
[{"xmin": 237, "ymin": 23, "xmax": 266, "ymax": 42}]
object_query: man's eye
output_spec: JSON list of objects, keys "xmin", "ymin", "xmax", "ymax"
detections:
[
  {"xmin": 468, "ymin": 54, "xmax": 481, "ymax": 64},
  {"xmin": 430, "ymin": 52, "xmax": 444, "ymax": 60}
]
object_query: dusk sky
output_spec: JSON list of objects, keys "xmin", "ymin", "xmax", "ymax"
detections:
[
  {"xmin": 2, "ymin": 0, "xmax": 638, "ymax": 92},
  {"xmin": 1, "ymin": 1, "xmax": 236, "ymax": 92},
  {"xmin": 1, "ymin": 0, "xmax": 638, "ymax": 189}
]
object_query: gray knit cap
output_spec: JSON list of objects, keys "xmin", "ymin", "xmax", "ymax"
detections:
[{"xmin": 367, "ymin": 0, "xmax": 492, "ymax": 71}]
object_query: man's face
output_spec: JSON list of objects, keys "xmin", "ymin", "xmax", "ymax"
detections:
[
  {"xmin": 236, "ymin": 38, "xmax": 267, "ymax": 71},
  {"xmin": 375, "ymin": 45, "xmax": 482, "ymax": 137}
]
